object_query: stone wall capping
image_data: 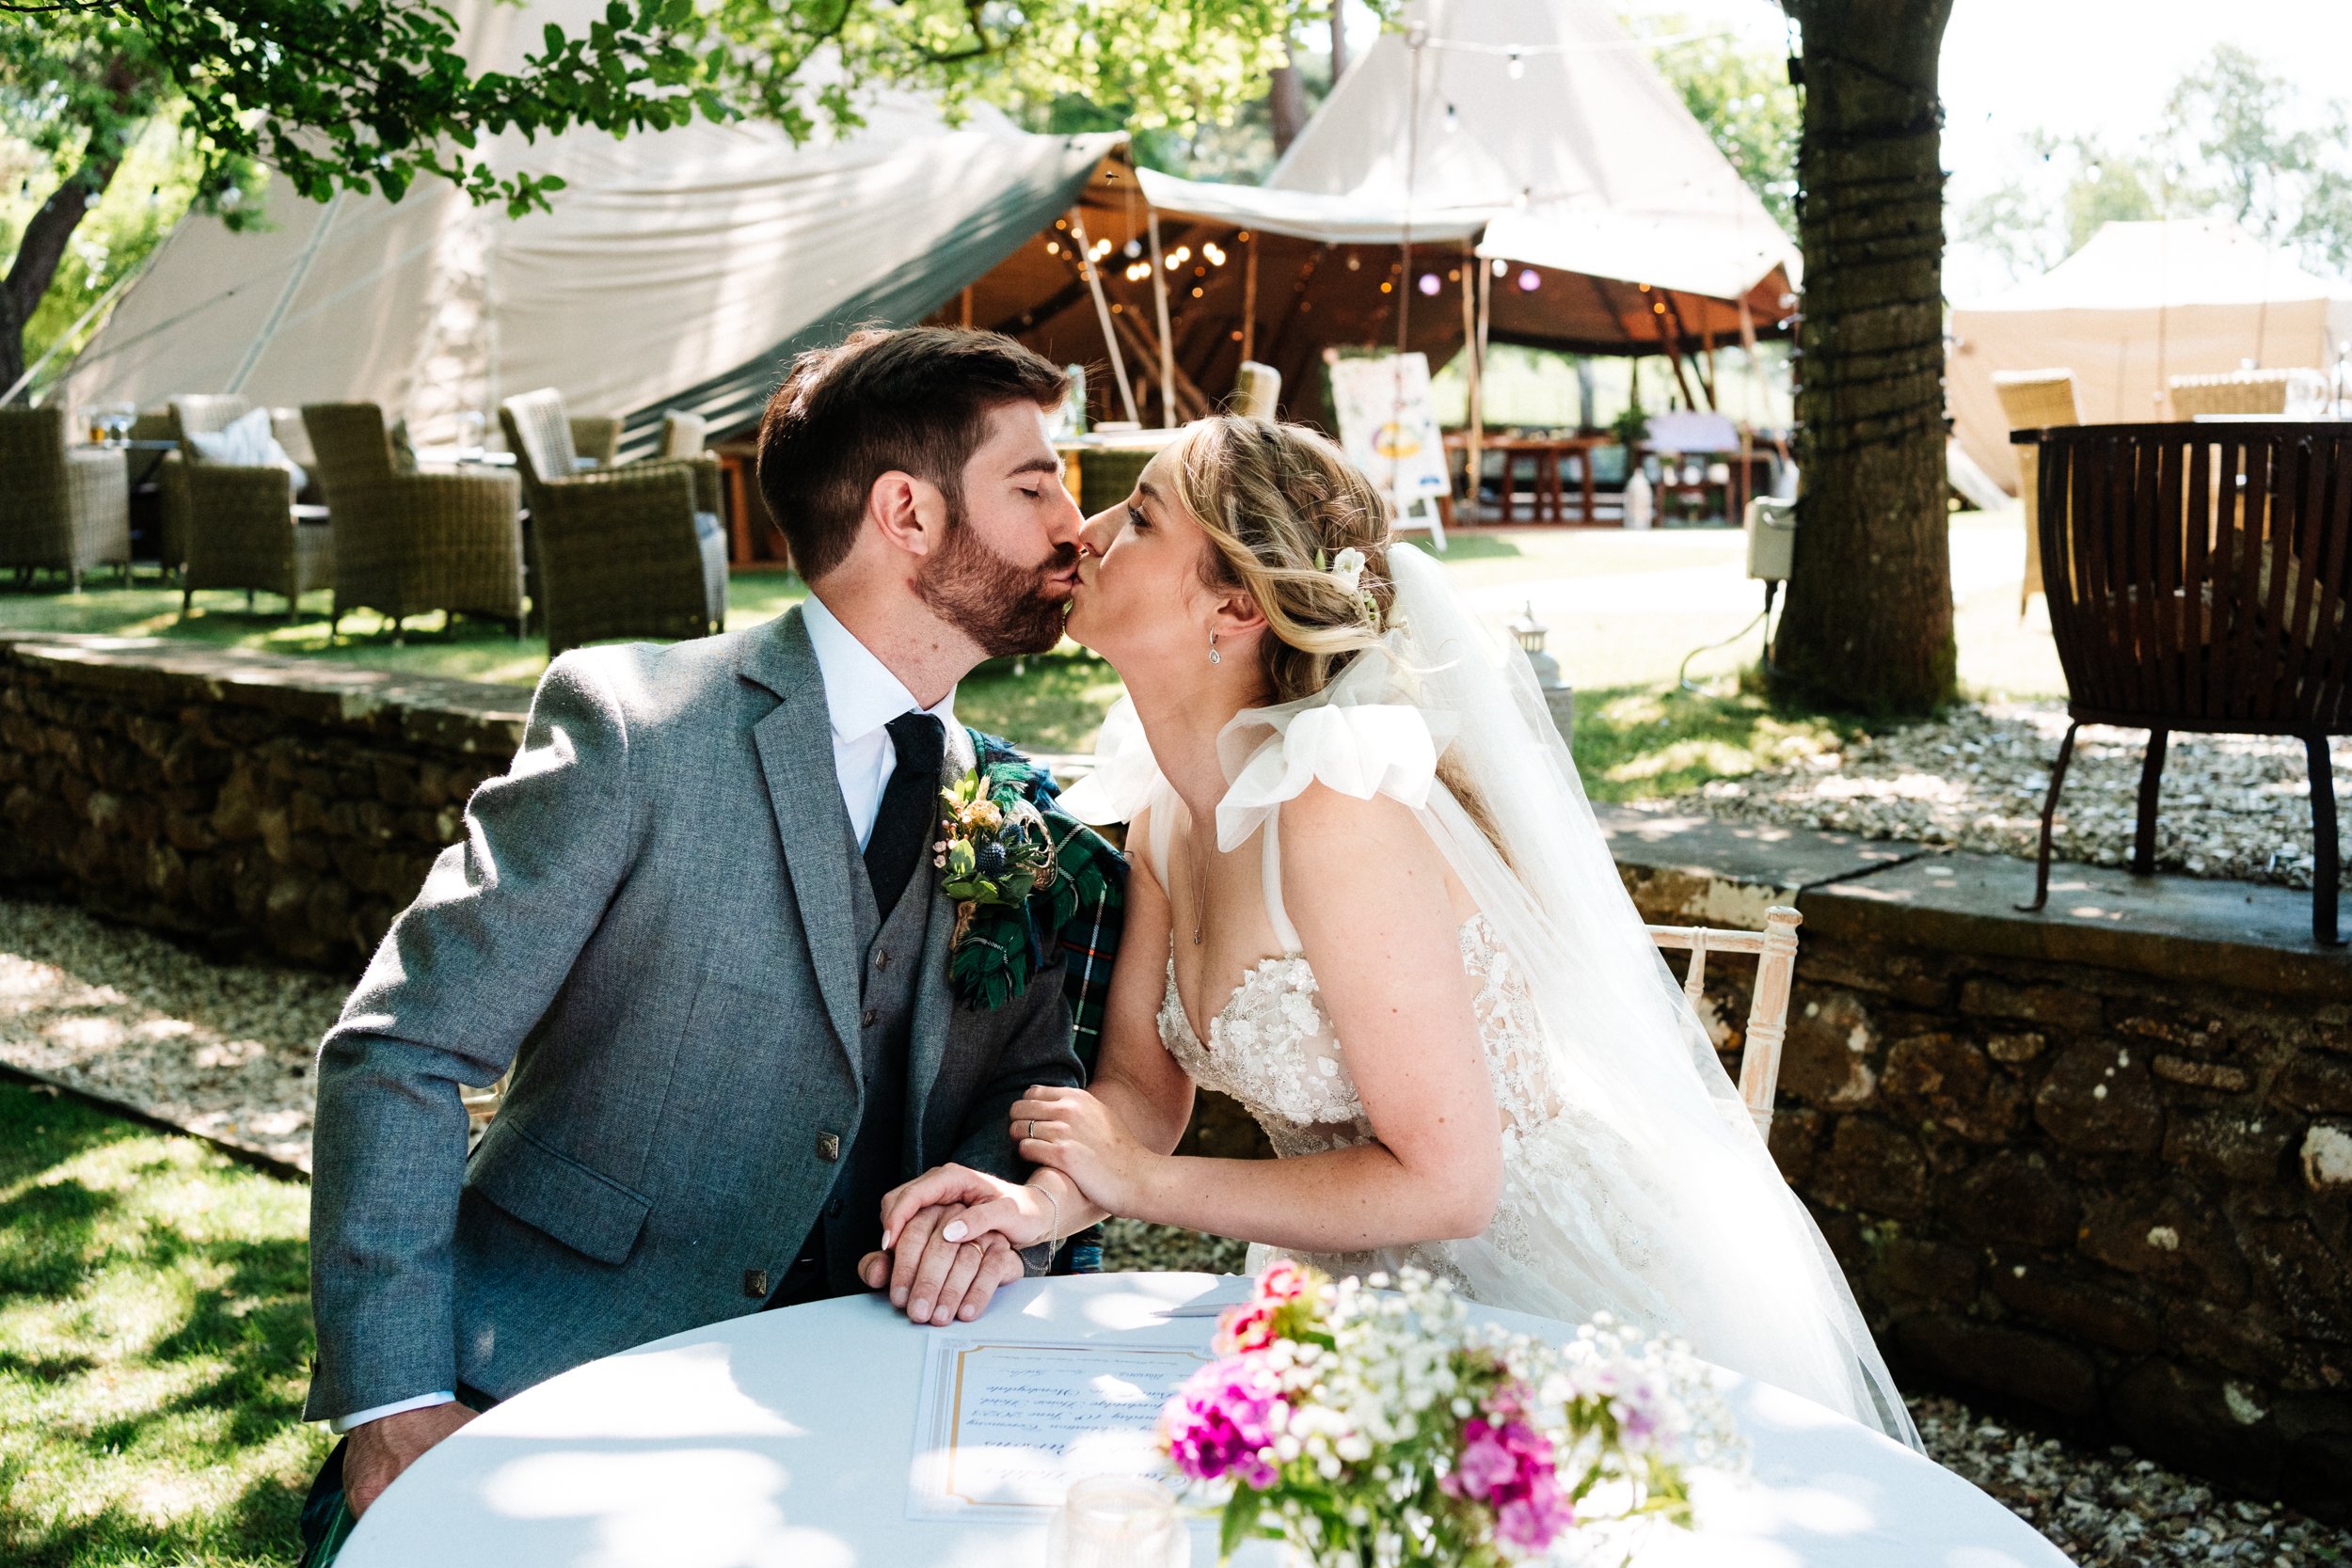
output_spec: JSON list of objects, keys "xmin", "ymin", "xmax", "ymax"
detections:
[
  {"xmin": 1596, "ymin": 802, "xmax": 1929, "ymax": 929},
  {"xmin": 1, "ymin": 634, "xmax": 529, "ymax": 757},
  {"xmin": 1803, "ymin": 849, "xmax": 2352, "ymax": 999}
]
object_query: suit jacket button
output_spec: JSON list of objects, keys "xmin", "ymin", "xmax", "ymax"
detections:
[
  {"xmin": 743, "ymin": 1269, "xmax": 769, "ymax": 1299},
  {"xmin": 873, "ymin": 950, "xmax": 891, "ymax": 971},
  {"xmin": 817, "ymin": 1132, "xmax": 841, "ymax": 1162},
  {"xmin": 862, "ymin": 1007, "xmax": 880, "ymax": 1029}
]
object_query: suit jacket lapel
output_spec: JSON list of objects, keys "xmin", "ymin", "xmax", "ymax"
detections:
[
  {"xmin": 903, "ymin": 721, "xmax": 977, "ymax": 1167},
  {"xmin": 743, "ymin": 609, "xmax": 865, "ymax": 1076}
]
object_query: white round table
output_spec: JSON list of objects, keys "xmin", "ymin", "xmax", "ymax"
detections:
[{"xmin": 342, "ymin": 1274, "xmax": 2074, "ymax": 1567}]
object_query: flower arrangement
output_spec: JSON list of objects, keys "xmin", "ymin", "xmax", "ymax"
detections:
[{"xmin": 1159, "ymin": 1262, "xmax": 1736, "ymax": 1567}]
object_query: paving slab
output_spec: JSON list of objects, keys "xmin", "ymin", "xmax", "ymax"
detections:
[
  {"xmin": 1803, "ymin": 849, "xmax": 2352, "ymax": 997},
  {"xmin": 1595, "ymin": 803, "xmax": 1927, "ymax": 927}
]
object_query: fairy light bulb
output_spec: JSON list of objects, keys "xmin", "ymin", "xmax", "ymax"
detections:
[
  {"xmin": 1506, "ymin": 48, "xmax": 1524, "ymax": 79},
  {"xmin": 1444, "ymin": 103, "xmax": 1458, "ymax": 133}
]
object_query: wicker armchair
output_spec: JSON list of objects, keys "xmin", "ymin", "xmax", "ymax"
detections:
[
  {"xmin": 659, "ymin": 410, "xmax": 707, "ymax": 457},
  {"xmin": 1993, "ymin": 369, "xmax": 2080, "ymax": 617},
  {"xmin": 568, "ymin": 415, "xmax": 622, "ymax": 469},
  {"xmin": 501, "ymin": 388, "xmax": 726, "ymax": 657},
  {"xmin": 2169, "ymin": 369, "xmax": 2329, "ymax": 420},
  {"xmin": 302, "ymin": 402, "xmax": 524, "ymax": 641},
  {"xmin": 162, "ymin": 395, "xmax": 331, "ymax": 619},
  {"xmin": 0, "ymin": 405, "xmax": 131, "ymax": 590}
]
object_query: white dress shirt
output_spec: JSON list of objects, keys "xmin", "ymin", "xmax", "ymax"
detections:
[{"xmin": 327, "ymin": 596, "xmax": 955, "ymax": 1433}]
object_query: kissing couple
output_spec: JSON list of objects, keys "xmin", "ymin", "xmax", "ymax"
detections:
[{"xmin": 298, "ymin": 325, "xmax": 1916, "ymax": 1558}]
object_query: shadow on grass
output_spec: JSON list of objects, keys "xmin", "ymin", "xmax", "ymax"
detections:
[
  {"xmin": 0, "ymin": 1085, "xmax": 323, "ymax": 1568},
  {"xmin": 1569, "ymin": 674, "xmax": 1873, "ymax": 804}
]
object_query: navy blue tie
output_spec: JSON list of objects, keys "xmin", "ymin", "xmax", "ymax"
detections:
[{"xmin": 865, "ymin": 713, "xmax": 946, "ymax": 916}]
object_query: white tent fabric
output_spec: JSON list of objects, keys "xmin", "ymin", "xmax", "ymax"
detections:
[
  {"xmin": 1134, "ymin": 167, "xmax": 1486, "ymax": 246},
  {"xmin": 63, "ymin": 0, "xmax": 1115, "ymax": 451},
  {"xmin": 1949, "ymin": 218, "xmax": 2352, "ymax": 492},
  {"xmin": 1266, "ymin": 0, "xmax": 1798, "ymax": 302}
]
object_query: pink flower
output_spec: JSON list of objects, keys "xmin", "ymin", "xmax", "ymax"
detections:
[
  {"xmin": 1441, "ymin": 1413, "xmax": 1574, "ymax": 1553},
  {"xmin": 1216, "ymin": 1259, "xmax": 1313, "ymax": 1354},
  {"xmin": 1161, "ymin": 1355, "xmax": 1286, "ymax": 1489}
]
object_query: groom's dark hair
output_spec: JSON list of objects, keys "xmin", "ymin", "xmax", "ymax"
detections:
[{"xmin": 756, "ymin": 326, "xmax": 1069, "ymax": 581}]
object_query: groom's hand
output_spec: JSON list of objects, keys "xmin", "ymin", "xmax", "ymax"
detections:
[
  {"xmin": 857, "ymin": 1201, "xmax": 1023, "ymax": 1326},
  {"xmin": 343, "ymin": 1401, "xmax": 477, "ymax": 1516}
]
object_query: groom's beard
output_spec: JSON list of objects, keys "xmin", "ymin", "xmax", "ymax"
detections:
[{"xmin": 914, "ymin": 509, "xmax": 1077, "ymax": 658}]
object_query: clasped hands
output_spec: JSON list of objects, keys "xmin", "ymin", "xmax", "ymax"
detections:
[{"xmin": 864, "ymin": 1083, "xmax": 1158, "ymax": 1326}]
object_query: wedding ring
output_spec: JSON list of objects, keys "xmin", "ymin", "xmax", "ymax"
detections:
[{"xmin": 1024, "ymin": 1119, "xmax": 1035, "ymax": 1142}]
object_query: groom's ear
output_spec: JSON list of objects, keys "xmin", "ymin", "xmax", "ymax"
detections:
[{"xmin": 866, "ymin": 469, "xmax": 949, "ymax": 560}]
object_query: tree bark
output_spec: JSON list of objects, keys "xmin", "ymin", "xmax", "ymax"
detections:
[
  {"xmin": 1328, "ymin": 6, "xmax": 1348, "ymax": 83},
  {"xmin": 3, "ymin": 62, "xmax": 138, "ymax": 401},
  {"xmin": 1771, "ymin": 0, "xmax": 1957, "ymax": 715},
  {"xmin": 1268, "ymin": 59, "xmax": 1309, "ymax": 154}
]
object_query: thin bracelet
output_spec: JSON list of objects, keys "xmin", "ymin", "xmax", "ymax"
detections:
[{"xmin": 1039, "ymin": 1183, "xmax": 1061, "ymax": 1248}]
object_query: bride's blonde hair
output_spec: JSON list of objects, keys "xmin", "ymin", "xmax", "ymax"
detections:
[
  {"xmin": 1167, "ymin": 416, "xmax": 1395, "ymax": 705},
  {"xmin": 1168, "ymin": 416, "xmax": 1509, "ymax": 857}
]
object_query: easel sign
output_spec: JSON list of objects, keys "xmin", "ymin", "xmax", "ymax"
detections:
[{"xmin": 1327, "ymin": 350, "xmax": 1450, "ymax": 549}]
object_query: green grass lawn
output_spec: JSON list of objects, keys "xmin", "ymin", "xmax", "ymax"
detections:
[{"xmin": 0, "ymin": 1080, "xmax": 324, "ymax": 1567}]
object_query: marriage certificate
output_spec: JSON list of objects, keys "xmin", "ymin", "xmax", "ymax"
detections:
[{"xmin": 906, "ymin": 1338, "xmax": 1211, "ymax": 1520}]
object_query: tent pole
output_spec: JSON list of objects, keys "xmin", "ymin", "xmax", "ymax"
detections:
[
  {"xmin": 1147, "ymin": 210, "xmax": 1177, "ymax": 427},
  {"xmin": 1461, "ymin": 242, "xmax": 1483, "ymax": 521},
  {"xmin": 1737, "ymin": 293, "xmax": 1788, "ymax": 465},
  {"xmin": 1703, "ymin": 319, "xmax": 1720, "ymax": 413},
  {"xmin": 960, "ymin": 286, "xmax": 973, "ymax": 329},
  {"xmin": 1069, "ymin": 210, "xmax": 1137, "ymax": 424},
  {"xmin": 228, "ymin": 191, "xmax": 344, "ymax": 394},
  {"xmin": 1241, "ymin": 234, "xmax": 1259, "ymax": 366}
]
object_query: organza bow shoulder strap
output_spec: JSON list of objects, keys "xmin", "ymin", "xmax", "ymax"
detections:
[
  {"xmin": 1213, "ymin": 697, "xmax": 1459, "ymax": 853},
  {"xmin": 1057, "ymin": 695, "xmax": 1183, "ymax": 885}
]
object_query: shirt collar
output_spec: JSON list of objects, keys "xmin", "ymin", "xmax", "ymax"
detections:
[{"xmin": 800, "ymin": 593, "xmax": 957, "ymax": 743}]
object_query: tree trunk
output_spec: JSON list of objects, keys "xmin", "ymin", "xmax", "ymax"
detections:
[
  {"xmin": 1268, "ymin": 59, "xmax": 1309, "ymax": 154},
  {"xmin": 1770, "ymin": 0, "xmax": 1957, "ymax": 715},
  {"xmin": 1328, "ymin": 6, "xmax": 1349, "ymax": 83},
  {"xmin": 3, "ymin": 79, "xmax": 137, "ymax": 402}
]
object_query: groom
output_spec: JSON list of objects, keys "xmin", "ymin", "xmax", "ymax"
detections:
[{"xmin": 299, "ymin": 326, "xmax": 1095, "ymax": 1551}]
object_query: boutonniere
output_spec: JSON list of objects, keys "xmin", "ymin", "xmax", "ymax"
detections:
[{"xmin": 935, "ymin": 753, "xmax": 1061, "ymax": 1010}]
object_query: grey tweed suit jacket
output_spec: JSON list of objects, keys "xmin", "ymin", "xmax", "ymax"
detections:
[{"xmin": 303, "ymin": 608, "xmax": 1083, "ymax": 1420}]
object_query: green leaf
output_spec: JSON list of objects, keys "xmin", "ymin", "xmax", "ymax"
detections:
[{"xmin": 1217, "ymin": 1487, "xmax": 1259, "ymax": 1563}]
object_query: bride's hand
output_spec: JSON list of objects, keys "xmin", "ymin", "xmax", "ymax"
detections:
[
  {"xmin": 878, "ymin": 1164, "xmax": 1057, "ymax": 1252},
  {"xmin": 1011, "ymin": 1085, "xmax": 1159, "ymax": 1216}
]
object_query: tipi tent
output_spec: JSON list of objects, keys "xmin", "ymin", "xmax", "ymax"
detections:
[
  {"xmin": 947, "ymin": 0, "xmax": 1799, "ymax": 430},
  {"xmin": 1949, "ymin": 218, "xmax": 2352, "ymax": 492},
  {"xmin": 1271, "ymin": 0, "xmax": 1799, "ymax": 347},
  {"xmin": 60, "ymin": 0, "xmax": 1115, "ymax": 454}
]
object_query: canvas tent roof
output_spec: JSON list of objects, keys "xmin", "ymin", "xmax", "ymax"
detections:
[
  {"xmin": 956, "ymin": 0, "xmax": 1800, "ymax": 431},
  {"xmin": 1271, "ymin": 0, "xmax": 1798, "ymax": 310},
  {"xmin": 1948, "ymin": 218, "xmax": 2352, "ymax": 492},
  {"xmin": 61, "ymin": 0, "xmax": 1115, "ymax": 453}
]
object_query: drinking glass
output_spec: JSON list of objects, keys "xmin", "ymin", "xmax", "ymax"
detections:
[{"xmin": 1045, "ymin": 1476, "xmax": 1189, "ymax": 1568}]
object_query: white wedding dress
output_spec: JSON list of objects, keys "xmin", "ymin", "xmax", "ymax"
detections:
[{"xmin": 1064, "ymin": 546, "xmax": 1922, "ymax": 1451}]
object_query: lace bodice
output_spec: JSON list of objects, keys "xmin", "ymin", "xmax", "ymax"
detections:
[{"xmin": 1155, "ymin": 913, "xmax": 1556, "ymax": 1160}]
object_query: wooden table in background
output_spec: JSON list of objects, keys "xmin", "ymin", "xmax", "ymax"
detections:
[
  {"xmin": 713, "ymin": 439, "xmax": 790, "ymax": 570},
  {"xmin": 1448, "ymin": 433, "xmax": 1610, "ymax": 524}
]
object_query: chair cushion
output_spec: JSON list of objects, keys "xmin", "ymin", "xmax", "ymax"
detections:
[{"xmin": 189, "ymin": 405, "xmax": 310, "ymax": 493}]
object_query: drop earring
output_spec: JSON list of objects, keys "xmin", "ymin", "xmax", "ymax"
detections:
[{"xmin": 1208, "ymin": 633, "xmax": 1222, "ymax": 666}]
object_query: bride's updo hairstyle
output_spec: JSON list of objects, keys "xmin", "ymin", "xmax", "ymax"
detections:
[
  {"xmin": 1170, "ymin": 414, "xmax": 1513, "ymax": 859},
  {"xmin": 1167, "ymin": 416, "xmax": 1395, "ymax": 703}
]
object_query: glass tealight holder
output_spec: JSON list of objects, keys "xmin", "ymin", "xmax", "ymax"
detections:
[{"xmin": 1045, "ymin": 1476, "xmax": 1189, "ymax": 1568}]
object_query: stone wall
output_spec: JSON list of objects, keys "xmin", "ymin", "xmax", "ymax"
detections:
[
  {"xmin": 0, "ymin": 635, "xmax": 525, "ymax": 968},
  {"xmin": 3, "ymin": 634, "xmax": 2346, "ymax": 1515}
]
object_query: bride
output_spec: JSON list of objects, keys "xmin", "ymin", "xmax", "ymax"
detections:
[{"xmin": 886, "ymin": 416, "xmax": 1919, "ymax": 1448}]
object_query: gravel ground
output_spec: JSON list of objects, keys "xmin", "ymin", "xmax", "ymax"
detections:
[
  {"xmin": 1694, "ymin": 699, "xmax": 2352, "ymax": 890},
  {"xmin": 7, "ymin": 893, "xmax": 2348, "ymax": 1563},
  {"xmin": 0, "ymin": 894, "xmax": 342, "ymax": 1171}
]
